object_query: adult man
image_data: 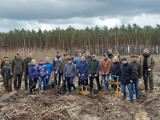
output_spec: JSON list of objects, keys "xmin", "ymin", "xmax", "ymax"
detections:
[
  {"xmin": 89, "ymin": 54, "xmax": 101, "ymax": 96},
  {"xmin": 107, "ymin": 49, "xmax": 114, "ymax": 60},
  {"xmin": 119, "ymin": 58, "xmax": 133, "ymax": 103},
  {"xmin": 24, "ymin": 53, "xmax": 32, "ymax": 90},
  {"xmin": 139, "ymin": 48, "xmax": 155, "ymax": 92},
  {"xmin": 100, "ymin": 53, "xmax": 112, "ymax": 90},
  {"xmin": 130, "ymin": 55, "xmax": 141, "ymax": 101},
  {"xmin": 53, "ymin": 51, "xmax": 63, "ymax": 86},
  {"xmin": 85, "ymin": 50, "xmax": 92, "ymax": 64},
  {"xmin": 12, "ymin": 52, "xmax": 24, "ymax": 90}
]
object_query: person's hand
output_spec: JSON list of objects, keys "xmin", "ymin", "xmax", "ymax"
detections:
[
  {"xmin": 138, "ymin": 79, "xmax": 141, "ymax": 82},
  {"xmin": 63, "ymin": 77, "xmax": 65, "ymax": 80},
  {"xmin": 78, "ymin": 74, "xmax": 81, "ymax": 77},
  {"xmin": 130, "ymin": 80, "xmax": 133, "ymax": 83},
  {"xmin": 95, "ymin": 74, "xmax": 97, "ymax": 77},
  {"xmin": 39, "ymin": 77, "xmax": 41, "ymax": 80},
  {"xmin": 89, "ymin": 74, "xmax": 91, "ymax": 77},
  {"xmin": 82, "ymin": 74, "xmax": 84, "ymax": 76},
  {"xmin": 148, "ymin": 68, "xmax": 152, "ymax": 71}
]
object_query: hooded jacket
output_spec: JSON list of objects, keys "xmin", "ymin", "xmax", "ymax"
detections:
[
  {"xmin": 63, "ymin": 62, "xmax": 76, "ymax": 78},
  {"xmin": 45, "ymin": 62, "xmax": 53, "ymax": 75},
  {"xmin": 37, "ymin": 64, "xmax": 48, "ymax": 77}
]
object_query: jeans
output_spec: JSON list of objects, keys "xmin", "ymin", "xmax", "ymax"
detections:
[
  {"xmin": 103, "ymin": 74, "xmax": 109, "ymax": 90},
  {"xmin": 121, "ymin": 83, "xmax": 133, "ymax": 102},
  {"xmin": 66, "ymin": 77, "xmax": 75, "ymax": 92},
  {"xmin": 14, "ymin": 74, "xmax": 22, "ymax": 90},
  {"xmin": 132, "ymin": 80, "xmax": 139, "ymax": 100},
  {"xmin": 39, "ymin": 77, "xmax": 46, "ymax": 90}
]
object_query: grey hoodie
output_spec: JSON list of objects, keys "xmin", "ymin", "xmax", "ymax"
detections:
[{"xmin": 63, "ymin": 62, "xmax": 76, "ymax": 78}]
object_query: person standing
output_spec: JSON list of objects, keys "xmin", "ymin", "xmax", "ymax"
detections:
[
  {"xmin": 89, "ymin": 54, "xmax": 101, "ymax": 96},
  {"xmin": 45, "ymin": 57, "xmax": 53, "ymax": 84},
  {"xmin": 28, "ymin": 59, "xmax": 39, "ymax": 93},
  {"xmin": 110, "ymin": 56, "xmax": 120, "ymax": 89},
  {"xmin": 119, "ymin": 58, "xmax": 133, "ymax": 103},
  {"xmin": 139, "ymin": 48, "xmax": 155, "ymax": 92},
  {"xmin": 24, "ymin": 53, "xmax": 32, "ymax": 90},
  {"xmin": 85, "ymin": 50, "xmax": 92, "ymax": 64},
  {"xmin": 130, "ymin": 55, "xmax": 141, "ymax": 101},
  {"xmin": 100, "ymin": 53, "xmax": 112, "ymax": 90},
  {"xmin": 37, "ymin": 59, "xmax": 48, "ymax": 90},
  {"xmin": 78, "ymin": 56, "xmax": 89, "ymax": 87},
  {"xmin": 58, "ymin": 53, "xmax": 68, "ymax": 93},
  {"xmin": 53, "ymin": 51, "xmax": 63, "ymax": 86},
  {"xmin": 1, "ymin": 60, "xmax": 12, "ymax": 92},
  {"xmin": 63, "ymin": 57, "xmax": 76, "ymax": 93},
  {"xmin": 107, "ymin": 49, "xmax": 114, "ymax": 60},
  {"xmin": 12, "ymin": 53, "xmax": 24, "ymax": 91}
]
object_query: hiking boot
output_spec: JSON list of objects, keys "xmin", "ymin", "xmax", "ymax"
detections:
[{"xmin": 121, "ymin": 97, "xmax": 126, "ymax": 101}]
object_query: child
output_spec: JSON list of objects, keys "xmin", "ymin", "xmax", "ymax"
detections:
[
  {"xmin": 28, "ymin": 59, "xmax": 39, "ymax": 93},
  {"xmin": 37, "ymin": 59, "xmax": 48, "ymax": 90},
  {"xmin": 45, "ymin": 57, "xmax": 53, "ymax": 84},
  {"xmin": 63, "ymin": 57, "xmax": 76, "ymax": 93},
  {"xmin": 2, "ymin": 60, "xmax": 12, "ymax": 92}
]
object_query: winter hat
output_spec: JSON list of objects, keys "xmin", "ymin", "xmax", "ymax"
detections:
[
  {"xmin": 103, "ymin": 53, "xmax": 108, "ymax": 57},
  {"xmin": 122, "ymin": 57, "xmax": 127, "ymax": 61},
  {"xmin": 31, "ymin": 59, "xmax": 36, "ymax": 63}
]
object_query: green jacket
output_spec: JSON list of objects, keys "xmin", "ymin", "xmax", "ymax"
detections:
[
  {"xmin": 89, "ymin": 60, "xmax": 100, "ymax": 75},
  {"xmin": 130, "ymin": 61, "xmax": 141, "ymax": 80},
  {"xmin": 24, "ymin": 57, "xmax": 32, "ymax": 74},
  {"xmin": 12, "ymin": 57, "xmax": 24, "ymax": 75},
  {"xmin": 58, "ymin": 60, "xmax": 67, "ymax": 74},
  {"xmin": 139, "ymin": 54, "xmax": 155, "ymax": 71}
]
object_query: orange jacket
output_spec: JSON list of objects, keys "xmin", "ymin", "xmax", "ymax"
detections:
[{"xmin": 100, "ymin": 58, "xmax": 112, "ymax": 74}]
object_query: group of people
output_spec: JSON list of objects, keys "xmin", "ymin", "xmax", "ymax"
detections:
[{"xmin": 0, "ymin": 48, "xmax": 155, "ymax": 103}]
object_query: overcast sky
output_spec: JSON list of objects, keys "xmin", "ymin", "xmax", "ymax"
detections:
[{"xmin": 0, "ymin": 0, "xmax": 160, "ymax": 32}]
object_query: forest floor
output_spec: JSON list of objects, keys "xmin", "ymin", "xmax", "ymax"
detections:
[{"xmin": 0, "ymin": 57, "xmax": 160, "ymax": 120}]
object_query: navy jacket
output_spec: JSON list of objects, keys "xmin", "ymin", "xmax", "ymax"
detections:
[
  {"xmin": 78, "ymin": 60, "xmax": 89, "ymax": 80},
  {"xmin": 28, "ymin": 64, "xmax": 39, "ymax": 80}
]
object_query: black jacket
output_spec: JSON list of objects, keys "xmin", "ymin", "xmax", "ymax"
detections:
[
  {"xmin": 130, "ymin": 61, "xmax": 141, "ymax": 81},
  {"xmin": 119, "ymin": 63, "xmax": 133, "ymax": 85},
  {"xmin": 24, "ymin": 57, "xmax": 32, "ymax": 74},
  {"xmin": 110, "ymin": 62, "xmax": 120, "ymax": 76},
  {"xmin": 2, "ymin": 64, "xmax": 12, "ymax": 80}
]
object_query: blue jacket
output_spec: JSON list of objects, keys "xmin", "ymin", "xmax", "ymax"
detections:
[
  {"xmin": 53, "ymin": 56, "xmax": 63, "ymax": 71},
  {"xmin": 74, "ymin": 56, "xmax": 81, "ymax": 70},
  {"xmin": 37, "ymin": 64, "xmax": 48, "ymax": 77},
  {"xmin": 78, "ymin": 60, "xmax": 89, "ymax": 80},
  {"xmin": 63, "ymin": 63, "xmax": 76, "ymax": 78},
  {"xmin": 45, "ymin": 62, "xmax": 53, "ymax": 75},
  {"xmin": 28, "ymin": 64, "xmax": 39, "ymax": 80}
]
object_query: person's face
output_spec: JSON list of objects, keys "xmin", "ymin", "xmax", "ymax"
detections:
[
  {"xmin": 39, "ymin": 61, "xmax": 43, "ymax": 64},
  {"xmin": 28, "ymin": 53, "xmax": 32, "ymax": 58},
  {"xmin": 104, "ymin": 55, "xmax": 108, "ymax": 59},
  {"xmin": 16, "ymin": 54, "xmax": 20, "ymax": 58},
  {"xmin": 114, "ymin": 53, "xmax": 118, "ymax": 57},
  {"xmin": 131, "ymin": 57, "xmax": 137, "ymax": 62},
  {"xmin": 68, "ymin": 60, "xmax": 71, "ymax": 63},
  {"xmin": 45, "ymin": 58, "xmax": 50, "ymax": 63},
  {"xmin": 108, "ymin": 49, "xmax": 112, "ymax": 54},
  {"xmin": 92, "ymin": 56, "xmax": 96, "ymax": 60},
  {"xmin": 81, "ymin": 57, "xmax": 85, "ymax": 62},
  {"xmin": 143, "ymin": 49, "xmax": 149, "ymax": 54},
  {"xmin": 32, "ymin": 61, "xmax": 36, "ymax": 65},
  {"xmin": 78, "ymin": 52, "xmax": 82, "ymax": 56},
  {"xmin": 122, "ymin": 60, "xmax": 127, "ymax": 64},
  {"xmin": 86, "ymin": 51, "xmax": 90, "ymax": 56},
  {"xmin": 57, "ymin": 53, "xmax": 61, "ymax": 57},
  {"xmin": 64, "ymin": 55, "xmax": 68, "ymax": 60},
  {"xmin": 5, "ymin": 61, "xmax": 9, "ymax": 64}
]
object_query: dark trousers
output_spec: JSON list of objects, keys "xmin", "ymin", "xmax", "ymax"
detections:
[
  {"xmin": 14, "ymin": 74, "xmax": 22, "ymax": 90},
  {"xmin": 54, "ymin": 72, "xmax": 62, "ymax": 85},
  {"xmin": 24, "ymin": 73, "xmax": 28, "ymax": 90},
  {"xmin": 29, "ymin": 78, "xmax": 38, "ymax": 93},
  {"xmin": 66, "ymin": 77, "xmax": 75, "ymax": 92},
  {"xmin": 80, "ymin": 79, "xmax": 88, "ymax": 86},
  {"xmin": 4, "ymin": 78, "xmax": 12, "ymax": 92},
  {"xmin": 46, "ymin": 75, "xmax": 51, "ymax": 85},
  {"xmin": 62, "ymin": 78, "xmax": 67, "ymax": 93},
  {"xmin": 89, "ymin": 75, "xmax": 101, "ymax": 92},
  {"xmin": 143, "ymin": 71, "xmax": 154, "ymax": 91}
]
